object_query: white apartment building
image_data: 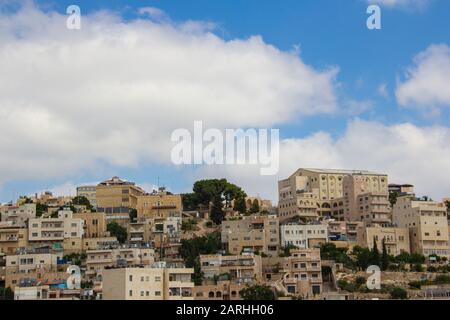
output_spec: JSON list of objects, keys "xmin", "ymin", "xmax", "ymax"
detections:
[
  {"xmin": 28, "ymin": 209, "xmax": 84, "ymax": 242},
  {"xmin": 280, "ymin": 224, "xmax": 328, "ymax": 249}
]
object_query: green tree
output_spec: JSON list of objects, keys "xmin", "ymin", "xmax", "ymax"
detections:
[
  {"xmin": 36, "ymin": 203, "xmax": 48, "ymax": 217},
  {"xmin": 389, "ymin": 191, "xmax": 398, "ymax": 207},
  {"xmin": 0, "ymin": 287, "xmax": 14, "ymax": 300},
  {"xmin": 182, "ymin": 179, "xmax": 247, "ymax": 224},
  {"xmin": 107, "ymin": 221, "xmax": 127, "ymax": 243},
  {"xmin": 381, "ymin": 238, "xmax": 390, "ymax": 271},
  {"xmin": 239, "ymin": 284, "xmax": 275, "ymax": 300},
  {"xmin": 370, "ymin": 237, "xmax": 381, "ymax": 267},
  {"xmin": 233, "ymin": 196, "xmax": 247, "ymax": 214},
  {"xmin": 249, "ymin": 199, "xmax": 260, "ymax": 214},
  {"xmin": 180, "ymin": 232, "xmax": 222, "ymax": 285},
  {"xmin": 210, "ymin": 196, "xmax": 224, "ymax": 225},
  {"xmin": 352, "ymin": 246, "xmax": 372, "ymax": 270},
  {"xmin": 72, "ymin": 196, "xmax": 92, "ymax": 210},
  {"xmin": 390, "ymin": 287, "xmax": 408, "ymax": 300}
]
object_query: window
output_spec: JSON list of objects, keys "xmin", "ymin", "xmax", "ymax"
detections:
[
  {"xmin": 155, "ymin": 291, "xmax": 161, "ymax": 296},
  {"xmin": 129, "ymin": 290, "xmax": 133, "ymax": 297},
  {"xmin": 129, "ymin": 275, "xmax": 133, "ymax": 282},
  {"xmin": 155, "ymin": 276, "xmax": 161, "ymax": 282}
]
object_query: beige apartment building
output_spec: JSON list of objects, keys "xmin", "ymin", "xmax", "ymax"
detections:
[
  {"xmin": 61, "ymin": 236, "xmax": 118, "ymax": 254},
  {"xmin": 193, "ymin": 280, "xmax": 244, "ymax": 300},
  {"xmin": 76, "ymin": 185, "xmax": 97, "ymax": 209},
  {"xmin": 281, "ymin": 248, "xmax": 322, "ymax": 298},
  {"xmin": 129, "ymin": 216, "xmax": 181, "ymax": 246},
  {"xmin": 393, "ymin": 195, "xmax": 450, "ymax": 257},
  {"xmin": 339, "ymin": 174, "xmax": 391, "ymax": 225},
  {"xmin": 323, "ymin": 220, "xmax": 364, "ymax": 242},
  {"xmin": 86, "ymin": 247, "xmax": 155, "ymax": 279},
  {"xmin": 0, "ymin": 203, "xmax": 36, "ymax": 227},
  {"xmin": 278, "ymin": 168, "xmax": 388, "ymax": 220},
  {"xmin": 0, "ymin": 225, "xmax": 29, "ymax": 254},
  {"xmin": 221, "ymin": 215, "xmax": 280, "ymax": 256},
  {"xmin": 5, "ymin": 250, "xmax": 66, "ymax": 289},
  {"xmin": 244, "ymin": 197, "xmax": 273, "ymax": 213},
  {"xmin": 136, "ymin": 191, "xmax": 183, "ymax": 220},
  {"xmin": 280, "ymin": 223, "xmax": 328, "ymax": 249},
  {"xmin": 357, "ymin": 226, "xmax": 410, "ymax": 256},
  {"xmin": 102, "ymin": 264, "xmax": 194, "ymax": 300},
  {"xmin": 200, "ymin": 254, "xmax": 262, "ymax": 284},
  {"xmin": 73, "ymin": 211, "xmax": 108, "ymax": 238},
  {"xmin": 96, "ymin": 177, "xmax": 145, "ymax": 224},
  {"xmin": 28, "ymin": 209, "xmax": 84, "ymax": 242}
]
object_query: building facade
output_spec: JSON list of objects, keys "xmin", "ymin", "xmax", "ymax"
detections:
[
  {"xmin": 393, "ymin": 195, "xmax": 450, "ymax": 257},
  {"xmin": 280, "ymin": 223, "xmax": 328, "ymax": 249},
  {"xmin": 221, "ymin": 215, "xmax": 280, "ymax": 256},
  {"xmin": 102, "ymin": 264, "xmax": 194, "ymax": 300}
]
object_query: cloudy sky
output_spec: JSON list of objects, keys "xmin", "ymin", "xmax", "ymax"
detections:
[{"xmin": 0, "ymin": 0, "xmax": 449, "ymax": 203}]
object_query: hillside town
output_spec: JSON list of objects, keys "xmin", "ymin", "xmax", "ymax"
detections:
[{"xmin": 1, "ymin": 170, "xmax": 449, "ymax": 300}]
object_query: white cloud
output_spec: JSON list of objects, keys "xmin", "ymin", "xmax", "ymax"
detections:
[
  {"xmin": 194, "ymin": 120, "xmax": 450, "ymax": 203},
  {"xmin": 378, "ymin": 83, "xmax": 389, "ymax": 98},
  {"xmin": 0, "ymin": 3, "xmax": 338, "ymax": 187},
  {"xmin": 367, "ymin": 0, "xmax": 431, "ymax": 9},
  {"xmin": 396, "ymin": 44, "xmax": 450, "ymax": 110}
]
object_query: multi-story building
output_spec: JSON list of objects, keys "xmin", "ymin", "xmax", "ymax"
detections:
[
  {"xmin": 76, "ymin": 185, "xmax": 98, "ymax": 209},
  {"xmin": 193, "ymin": 280, "xmax": 244, "ymax": 300},
  {"xmin": 244, "ymin": 197, "xmax": 273, "ymax": 213},
  {"xmin": 322, "ymin": 220, "xmax": 364, "ymax": 242},
  {"xmin": 86, "ymin": 246, "xmax": 155, "ymax": 279},
  {"xmin": 393, "ymin": 195, "xmax": 450, "ymax": 257},
  {"xmin": 339, "ymin": 174, "xmax": 390, "ymax": 225},
  {"xmin": 357, "ymin": 226, "xmax": 410, "ymax": 256},
  {"xmin": 389, "ymin": 184, "xmax": 415, "ymax": 196},
  {"xmin": 199, "ymin": 254, "xmax": 262, "ymax": 284},
  {"xmin": 5, "ymin": 249, "xmax": 66, "ymax": 289},
  {"xmin": 221, "ymin": 215, "xmax": 279, "ymax": 256},
  {"xmin": 73, "ymin": 212, "xmax": 108, "ymax": 238},
  {"xmin": 28, "ymin": 209, "xmax": 84, "ymax": 242},
  {"xmin": 0, "ymin": 203, "xmax": 36, "ymax": 227},
  {"xmin": 96, "ymin": 177, "xmax": 145, "ymax": 225},
  {"xmin": 280, "ymin": 223, "xmax": 328, "ymax": 249},
  {"xmin": 278, "ymin": 168, "xmax": 388, "ymax": 220},
  {"xmin": 281, "ymin": 248, "xmax": 322, "ymax": 298},
  {"xmin": 136, "ymin": 191, "xmax": 183, "ymax": 220},
  {"xmin": 14, "ymin": 284, "xmax": 79, "ymax": 300},
  {"xmin": 102, "ymin": 263, "xmax": 194, "ymax": 300},
  {"xmin": 0, "ymin": 224, "xmax": 29, "ymax": 254}
]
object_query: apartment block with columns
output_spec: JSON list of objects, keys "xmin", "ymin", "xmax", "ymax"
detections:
[
  {"xmin": 199, "ymin": 254, "xmax": 262, "ymax": 285},
  {"xmin": 102, "ymin": 263, "xmax": 194, "ymax": 300},
  {"xmin": 278, "ymin": 168, "xmax": 388, "ymax": 221},
  {"xmin": 221, "ymin": 215, "xmax": 280, "ymax": 256},
  {"xmin": 393, "ymin": 195, "xmax": 449, "ymax": 258}
]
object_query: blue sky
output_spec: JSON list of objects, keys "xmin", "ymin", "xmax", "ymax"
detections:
[{"xmin": 0, "ymin": 0, "xmax": 449, "ymax": 202}]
